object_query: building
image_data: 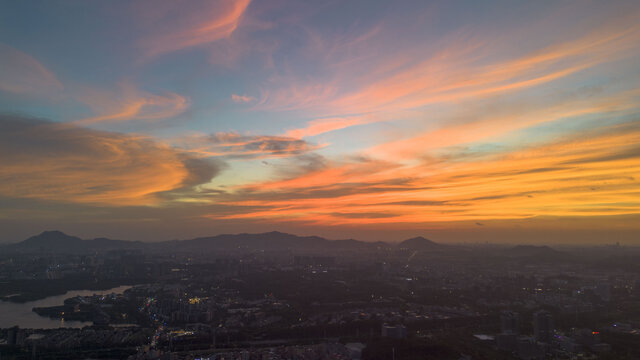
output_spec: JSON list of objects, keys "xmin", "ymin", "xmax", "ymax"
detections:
[
  {"xmin": 6, "ymin": 326, "xmax": 18, "ymax": 345},
  {"xmin": 533, "ymin": 310, "xmax": 554, "ymax": 343},
  {"xmin": 497, "ymin": 311, "xmax": 521, "ymax": 352},
  {"xmin": 500, "ymin": 311, "xmax": 520, "ymax": 335}
]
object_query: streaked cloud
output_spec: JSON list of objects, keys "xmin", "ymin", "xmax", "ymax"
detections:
[
  {"xmin": 137, "ymin": 0, "xmax": 251, "ymax": 58},
  {"xmin": 207, "ymin": 122, "xmax": 640, "ymax": 227},
  {"xmin": 176, "ymin": 132, "xmax": 322, "ymax": 159},
  {"xmin": 285, "ymin": 116, "xmax": 368, "ymax": 138},
  {"xmin": 370, "ymin": 89, "xmax": 640, "ymax": 161},
  {"xmin": 253, "ymin": 11, "xmax": 640, "ymax": 135},
  {"xmin": 0, "ymin": 44, "xmax": 63, "ymax": 96},
  {"xmin": 0, "ymin": 115, "xmax": 223, "ymax": 206},
  {"xmin": 74, "ymin": 82, "xmax": 189, "ymax": 125}
]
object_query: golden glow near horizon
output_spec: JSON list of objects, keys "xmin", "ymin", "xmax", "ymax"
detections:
[{"xmin": 0, "ymin": 0, "xmax": 639, "ymax": 242}]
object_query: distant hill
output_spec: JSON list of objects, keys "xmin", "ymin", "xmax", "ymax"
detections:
[
  {"xmin": 5, "ymin": 230, "xmax": 144, "ymax": 253},
  {"xmin": 3, "ymin": 230, "xmax": 386, "ymax": 254},
  {"xmin": 161, "ymin": 231, "xmax": 382, "ymax": 252},
  {"xmin": 21, "ymin": 230, "xmax": 82, "ymax": 248},
  {"xmin": 2, "ymin": 231, "xmax": 573, "ymax": 260},
  {"xmin": 397, "ymin": 236, "xmax": 443, "ymax": 250}
]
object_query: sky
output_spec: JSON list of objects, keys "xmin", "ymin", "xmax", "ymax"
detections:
[{"xmin": 1, "ymin": 0, "xmax": 639, "ymax": 244}]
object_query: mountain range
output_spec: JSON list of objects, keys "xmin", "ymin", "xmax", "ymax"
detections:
[
  {"xmin": 2, "ymin": 230, "xmax": 401, "ymax": 254},
  {"xmin": 2, "ymin": 231, "xmax": 566, "ymax": 260}
]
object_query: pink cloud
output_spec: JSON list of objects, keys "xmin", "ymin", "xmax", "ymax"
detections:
[
  {"xmin": 0, "ymin": 44, "xmax": 63, "ymax": 96},
  {"xmin": 138, "ymin": 0, "xmax": 251, "ymax": 58},
  {"xmin": 285, "ymin": 116, "xmax": 369, "ymax": 138},
  {"xmin": 231, "ymin": 94, "xmax": 256, "ymax": 103}
]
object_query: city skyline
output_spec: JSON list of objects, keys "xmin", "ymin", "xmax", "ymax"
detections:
[{"xmin": 1, "ymin": 0, "xmax": 640, "ymax": 243}]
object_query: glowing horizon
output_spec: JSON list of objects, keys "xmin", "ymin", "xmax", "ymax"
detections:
[{"xmin": 1, "ymin": 0, "xmax": 639, "ymax": 244}]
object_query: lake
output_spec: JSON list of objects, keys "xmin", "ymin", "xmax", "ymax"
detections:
[{"xmin": 0, "ymin": 285, "xmax": 131, "ymax": 329}]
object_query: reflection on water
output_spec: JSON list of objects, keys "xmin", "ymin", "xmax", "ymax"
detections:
[{"xmin": 0, "ymin": 286, "xmax": 131, "ymax": 329}]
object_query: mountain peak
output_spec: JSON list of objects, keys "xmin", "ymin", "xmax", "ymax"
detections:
[
  {"xmin": 38, "ymin": 230, "xmax": 64, "ymax": 236},
  {"xmin": 21, "ymin": 230, "xmax": 82, "ymax": 247},
  {"xmin": 398, "ymin": 236, "xmax": 440, "ymax": 249},
  {"xmin": 31, "ymin": 230, "xmax": 78, "ymax": 240}
]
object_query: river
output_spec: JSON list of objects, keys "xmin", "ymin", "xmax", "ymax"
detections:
[{"xmin": 0, "ymin": 285, "xmax": 132, "ymax": 329}]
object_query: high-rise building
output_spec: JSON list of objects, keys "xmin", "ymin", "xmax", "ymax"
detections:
[
  {"xmin": 533, "ymin": 310, "xmax": 554, "ymax": 343},
  {"xmin": 500, "ymin": 311, "xmax": 520, "ymax": 335},
  {"xmin": 7, "ymin": 326, "xmax": 18, "ymax": 345},
  {"xmin": 497, "ymin": 311, "xmax": 521, "ymax": 352}
]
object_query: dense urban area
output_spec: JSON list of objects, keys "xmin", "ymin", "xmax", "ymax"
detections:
[{"xmin": 1, "ymin": 231, "xmax": 640, "ymax": 359}]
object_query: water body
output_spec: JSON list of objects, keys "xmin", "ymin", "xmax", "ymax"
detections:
[{"xmin": 0, "ymin": 285, "xmax": 131, "ymax": 329}]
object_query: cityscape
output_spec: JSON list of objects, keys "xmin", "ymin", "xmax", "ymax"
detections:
[
  {"xmin": 1, "ymin": 231, "xmax": 639, "ymax": 359},
  {"xmin": 1, "ymin": 0, "xmax": 640, "ymax": 359}
]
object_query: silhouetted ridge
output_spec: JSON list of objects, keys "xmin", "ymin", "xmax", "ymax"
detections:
[
  {"xmin": 6, "ymin": 230, "xmax": 403, "ymax": 254},
  {"xmin": 22, "ymin": 230, "xmax": 83, "ymax": 247},
  {"xmin": 172, "ymin": 231, "xmax": 376, "ymax": 251},
  {"xmin": 9, "ymin": 230, "xmax": 143, "ymax": 253},
  {"xmin": 398, "ymin": 236, "xmax": 442, "ymax": 250}
]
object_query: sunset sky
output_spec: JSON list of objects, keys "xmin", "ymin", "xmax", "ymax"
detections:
[{"xmin": 1, "ymin": 0, "xmax": 639, "ymax": 244}]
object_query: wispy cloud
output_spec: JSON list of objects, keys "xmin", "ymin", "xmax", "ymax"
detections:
[
  {"xmin": 0, "ymin": 44, "xmax": 63, "ymax": 96},
  {"xmin": 0, "ymin": 46, "xmax": 189, "ymax": 127},
  {"xmin": 137, "ymin": 0, "xmax": 251, "ymax": 58},
  {"xmin": 176, "ymin": 132, "xmax": 322, "ymax": 159},
  {"xmin": 370, "ymin": 89, "xmax": 640, "ymax": 161},
  {"xmin": 73, "ymin": 81, "xmax": 189, "ymax": 125},
  {"xmin": 0, "ymin": 115, "xmax": 223, "ymax": 206},
  {"xmin": 231, "ymin": 94, "xmax": 256, "ymax": 103},
  {"xmin": 252, "ymin": 11, "xmax": 640, "ymax": 136},
  {"xmin": 285, "ymin": 116, "xmax": 368, "ymax": 138}
]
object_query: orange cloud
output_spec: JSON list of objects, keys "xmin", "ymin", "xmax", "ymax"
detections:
[
  {"xmin": 0, "ymin": 115, "xmax": 222, "ymax": 206},
  {"xmin": 285, "ymin": 116, "xmax": 368, "ymax": 138},
  {"xmin": 205, "ymin": 122, "xmax": 640, "ymax": 228},
  {"xmin": 74, "ymin": 82, "xmax": 189, "ymax": 125},
  {"xmin": 370, "ymin": 89, "xmax": 640, "ymax": 160},
  {"xmin": 331, "ymin": 22, "xmax": 639, "ymax": 115}
]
